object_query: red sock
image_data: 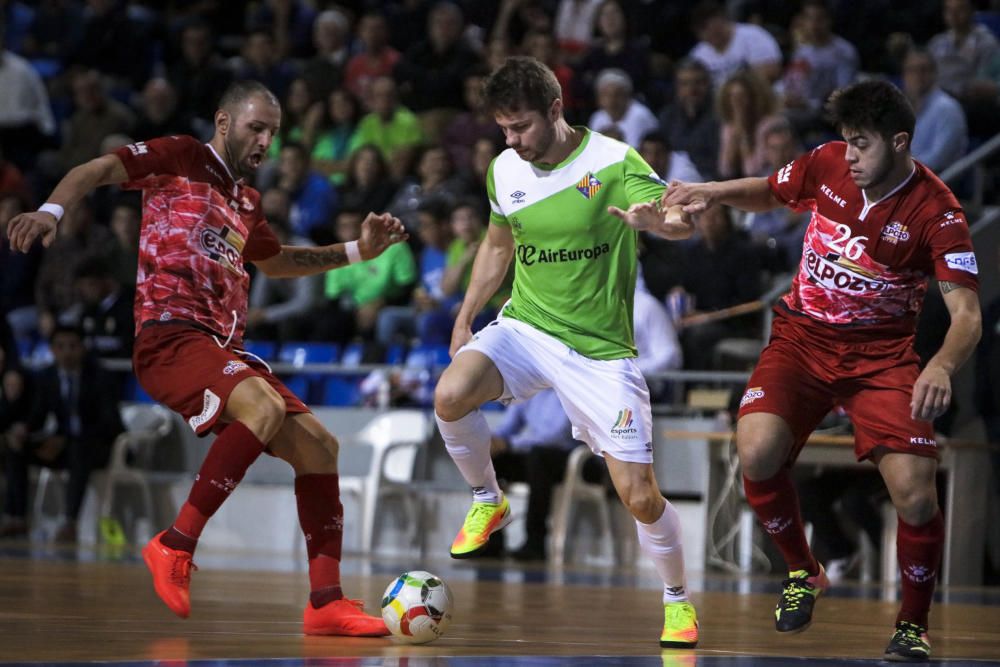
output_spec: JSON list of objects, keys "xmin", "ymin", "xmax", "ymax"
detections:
[
  {"xmin": 896, "ymin": 511, "xmax": 943, "ymax": 628},
  {"xmin": 743, "ymin": 470, "xmax": 818, "ymax": 574},
  {"xmin": 160, "ymin": 421, "xmax": 266, "ymax": 553},
  {"xmin": 294, "ymin": 473, "xmax": 345, "ymax": 609}
]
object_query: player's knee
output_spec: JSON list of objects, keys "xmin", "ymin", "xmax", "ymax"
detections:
[
  {"xmin": 433, "ymin": 380, "xmax": 474, "ymax": 421},
  {"xmin": 737, "ymin": 437, "xmax": 786, "ymax": 481},
  {"xmin": 619, "ymin": 485, "xmax": 664, "ymax": 523},
  {"xmin": 892, "ymin": 488, "xmax": 938, "ymax": 526}
]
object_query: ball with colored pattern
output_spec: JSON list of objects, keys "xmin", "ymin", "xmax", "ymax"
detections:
[{"xmin": 380, "ymin": 570, "xmax": 454, "ymax": 644}]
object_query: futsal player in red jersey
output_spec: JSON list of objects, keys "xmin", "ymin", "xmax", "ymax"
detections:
[
  {"xmin": 6, "ymin": 80, "xmax": 407, "ymax": 637},
  {"xmin": 660, "ymin": 80, "xmax": 982, "ymax": 661}
]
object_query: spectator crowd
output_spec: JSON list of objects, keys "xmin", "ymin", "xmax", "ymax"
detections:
[{"xmin": 0, "ymin": 0, "xmax": 998, "ymax": 398}]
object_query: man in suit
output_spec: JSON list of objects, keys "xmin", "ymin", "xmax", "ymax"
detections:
[{"xmin": 2, "ymin": 325, "xmax": 123, "ymax": 542}]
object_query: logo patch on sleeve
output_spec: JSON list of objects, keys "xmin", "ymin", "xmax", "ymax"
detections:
[{"xmin": 944, "ymin": 252, "xmax": 978, "ymax": 274}]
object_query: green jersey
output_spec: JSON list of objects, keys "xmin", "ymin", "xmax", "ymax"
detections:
[{"xmin": 487, "ymin": 128, "xmax": 666, "ymax": 359}]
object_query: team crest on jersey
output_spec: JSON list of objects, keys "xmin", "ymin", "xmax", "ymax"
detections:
[
  {"xmin": 200, "ymin": 224, "xmax": 246, "ymax": 275},
  {"xmin": 740, "ymin": 386, "xmax": 765, "ymax": 407},
  {"xmin": 576, "ymin": 172, "xmax": 603, "ymax": 199},
  {"xmin": 223, "ymin": 360, "xmax": 250, "ymax": 376},
  {"xmin": 880, "ymin": 221, "xmax": 910, "ymax": 244}
]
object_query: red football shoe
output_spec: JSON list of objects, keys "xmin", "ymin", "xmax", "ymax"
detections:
[
  {"xmin": 142, "ymin": 531, "xmax": 197, "ymax": 619},
  {"xmin": 303, "ymin": 598, "xmax": 390, "ymax": 636}
]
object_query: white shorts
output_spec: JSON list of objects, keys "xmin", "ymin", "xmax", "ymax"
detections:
[{"xmin": 460, "ymin": 316, "xmax": 653, "ymax": 464}]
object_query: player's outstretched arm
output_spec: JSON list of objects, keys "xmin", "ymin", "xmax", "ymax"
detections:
[
  {"xmin": 255, "ymin": 212, "xmax": 407, "ymax": 278},
  {"xmin": 449, "ymin": 223, "xmax": 515, "ymax": 357},
  {"xmin": 608, "ymin": 201, "xmax": 695, "ymax": 240},
  {"xmin": 911, "ymin": 283, "xmax": 982, "ymax": 421},
  {"xmin": 663, "ymin": 177, "xmax": 781, "ymax": 214},
  {"xmin": 6, "ymin": 153, "xmax": 128, "ymax": 252}
]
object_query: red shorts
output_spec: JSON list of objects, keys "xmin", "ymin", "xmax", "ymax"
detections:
[
  {"xmin": 737, "ymin": 312, "xmax": 939, "ymax": 463},
  {"xmin": 132, "ymin": 323, "xmax": 309, "ymax": 436}
]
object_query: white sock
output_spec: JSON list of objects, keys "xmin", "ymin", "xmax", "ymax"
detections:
[
  {"xmin": 435, "ymin": 410, "xmax": 501, "ymax": 502},
  {"xmin": 635, "ymin": 500, "xmax": 688, "ymax": 603}
]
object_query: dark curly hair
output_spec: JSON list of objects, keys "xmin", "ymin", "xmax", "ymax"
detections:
[
  {"xmin": 482, "ymin": 56, "xmax": 562, "ymax": 116},
  {"xmin": 825, "ymin": 80, "xmax": 915, "ymax": 142}
]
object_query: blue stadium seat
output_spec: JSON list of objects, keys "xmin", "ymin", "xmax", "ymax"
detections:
[
  {"xmin": 15, "ymin": 338, "xmax": 33, "ymax": 363},
  {"xmin": 281, "ymin": 375, "xmax": 310, "ymax": 401},
  {"xmin": 339, "ymin": 342, "xmax": 365, "ymax": 367},
  {"xmin": 319, "ymin": 376, "xmax": 362, "ymax": 406},
  {"xmin": 123, "ymin": 375, "xmax": 155, "ymax": 403},
  {"xmin": 278, "ymin": 342, "xmax": 340, "ymax": 366},
  {"xmin": 385, "ymin": 343, "xmax": 407, "ymax": 365},
  {"xmin": 405, "ymin": 343, "xmax": 450, "ymax": 368},
  {"xmin": 976, "ymin": 11, "xmax": 1000, "ymax": 39},
  {"xmin": 241, "ymin": 339, "xmax": 277, "ymax": 361}
]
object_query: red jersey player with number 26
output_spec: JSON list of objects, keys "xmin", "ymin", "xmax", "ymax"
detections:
[
  {"xmin": 662, "ymin": 80, "xmax": 981, "ymax": 662},
  {"xmin": 6, "ymin": 80, "xmax": 408, "ymax": 637}
]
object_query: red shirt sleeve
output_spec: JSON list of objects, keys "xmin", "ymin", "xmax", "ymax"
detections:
[
  {"xmin": 243, "ymin": 208, "xmax": 282, "ymax": 262},
  {"xmin": 113, "ymin": 135, "xmax": 199, "ymax": 189},
  {"xmin": 767, "ymin": 142, "xmax": 829, "ymax": 211},
  {"xmin": 924, "ymin": 209, "xmax": 979, "ymax": 291}
]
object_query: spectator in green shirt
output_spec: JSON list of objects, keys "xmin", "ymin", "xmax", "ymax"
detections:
[
  {"xmin": 353, "ymin": 76, "xmax": 424, "ymax": 180},
  {"xmin": 320, "ymin": 207, "xmax": 418, "ymax": 342},
  {"xmin": 441, "ymin": 197, "xmax": 511, "ymax": 316}
]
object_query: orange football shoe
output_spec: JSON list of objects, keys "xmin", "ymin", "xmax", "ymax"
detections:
[
  {"xmin": 142, "ymin": 531, "xmax": 197, "ymax": 619},
  {"xmin": 303, "ymin": 598, "xmax": 390, "ymax": 636}
]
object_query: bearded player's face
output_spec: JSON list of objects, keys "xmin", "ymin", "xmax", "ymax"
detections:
[
  {"xmin": 841, "ymin": 127, "xmax": 901, "ymax": 191},
  {"xmin": 225, "ymin": 94, "xmax": 281, "ymax": 178},
  {"xmin": 495, "ymin": 106, "xmax": 557, "ymax": 164}
]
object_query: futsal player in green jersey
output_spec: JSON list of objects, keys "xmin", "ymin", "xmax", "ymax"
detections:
[{"xmin": 432, "ymin": 57, "xmax": 699, "ymax": 647}]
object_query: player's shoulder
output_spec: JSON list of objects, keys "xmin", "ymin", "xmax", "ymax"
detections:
[
  {"xmin": 907, "ymin": 161, "xmax": 963, "ymax": 220},
  {"xmin": 585, "ymin": 128, "xmax": 632, "ymax": 159}
]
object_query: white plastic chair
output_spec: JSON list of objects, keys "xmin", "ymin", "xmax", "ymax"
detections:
[
  {"xmin": 339, "ymin": 409, "xmax": 432, "ymax": 553},
  {"xmin": 97, "ymin": 404, "xmax": 174, "ymax": 541},
  {"xmin": 548, "ymin": 445, "xmax": 615, "ymax": 565}
]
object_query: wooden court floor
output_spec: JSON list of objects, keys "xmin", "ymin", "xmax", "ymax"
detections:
[{"xmin": 1, "ymin": 550, "xmax": 999, "ymax": 665}]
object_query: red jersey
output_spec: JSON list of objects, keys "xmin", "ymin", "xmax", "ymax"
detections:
[
  {"xmin": 767, "ymin": 141, "xmax": 978, "ymax": 337},
  {"xmin": 114, "ymin": 136, "xmax": 281, "ymax": 342}
]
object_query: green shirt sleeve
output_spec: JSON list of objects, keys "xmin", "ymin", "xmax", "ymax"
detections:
[
  {"xmin": 390, "ymin": 242, "xmax": 418, "ymax": 291},
  {"xmin": 486, "ymin": 157, "xmax": 508, "ymax": 227},
  {"xmin": 325, "ymin": 264, "xmax": 348, "ymax": 299},
  {"xmin": 623, "ymin": 147, "xmax": 667, "ymax": 205}
]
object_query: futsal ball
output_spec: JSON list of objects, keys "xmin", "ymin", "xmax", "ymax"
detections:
[{"xmin": 380, "ymin": 570, "xmax": 454, "ymax": 644}]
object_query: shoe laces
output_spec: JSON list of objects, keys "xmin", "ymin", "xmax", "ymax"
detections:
[
  {"xmin": 778, "ymin": 577, "xmax": 816, "ymax": 612},
  {"xmin": 664, "ymin": 602, "xmax": 695, "ymax": 628},
  {"xmin": 464, "ymin": 502, "xmax": 500, "ymax": 534},
  {"xmin": 169, "ymin": 554, "xmax": 197, "ymax": 586},
  {"xmin": 892, "ymin": 621, "xmax": 929, "ymax": 647},
  {"xmin": 344, "ymin": 598, "xmax": 365, "ymax": 611}
]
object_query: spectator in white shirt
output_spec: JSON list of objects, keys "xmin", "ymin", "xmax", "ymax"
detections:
[
  {"xmin": 634, "ymin": 267, "xmax": 682, "ymax": 401},
  {"xmin": 587, "ymin": 68, "xmax": 659, "ymax": 148},
  {"xmin": 927, "ymin": 0, "xmax": 999, "ymax": 100},
  {"xmin": 782, "ymin": 1, "xmax": 859, "ymax": 114},
  {"xmin": 0, "ymin": 26, "xmax": 56, "ymax": 169},
  {"xmin": 638, "ymin": 132, "xmax": 703, "ymax": 186},
  {"xmin": 688, "ymin": 1, "xmax": 782, "ymax": 87},
  {"xmin": 903, "ymin": 49, "xmax": 969, "ymax": 172}
]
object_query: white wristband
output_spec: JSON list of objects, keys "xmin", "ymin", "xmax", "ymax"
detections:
[
  {"xmin": 38, "ymin": 203, "xmax": 64, "ymax": 222},
  {"xmin": 345, "ymin": 240, "xmax": 362, "ymax": 264}
]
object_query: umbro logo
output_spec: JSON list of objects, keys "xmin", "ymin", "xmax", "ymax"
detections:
[{"xmin": 510, "ymin": 190, "xmax": 526, "ymax": 203}]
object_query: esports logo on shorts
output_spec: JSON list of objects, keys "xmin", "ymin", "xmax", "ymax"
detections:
[{"xmin": 610, "ymin": 407, "xmax": 639, "ymax": 441}]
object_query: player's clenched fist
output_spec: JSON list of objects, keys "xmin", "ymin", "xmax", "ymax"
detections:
[
  {"xmin": 6, "ymin": 211, "xmax": 58, "ymax": 253},
  {"xmin": 358, "ymin": 212, "xmax": 408, "ymax": 260}
]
